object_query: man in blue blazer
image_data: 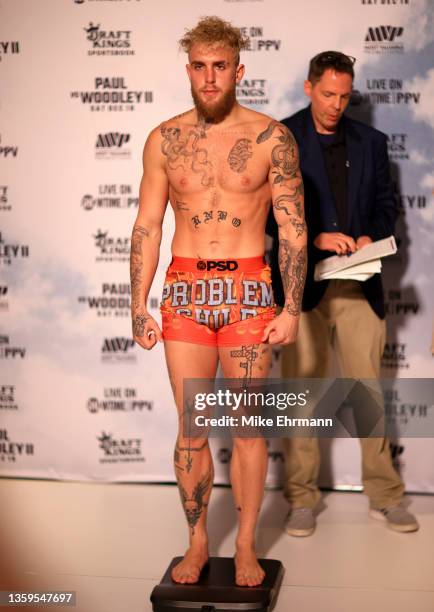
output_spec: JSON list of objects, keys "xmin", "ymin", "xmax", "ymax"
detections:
[{"xmin": 268, "ymin": 51, "xmax": 419, "ymax": 535}]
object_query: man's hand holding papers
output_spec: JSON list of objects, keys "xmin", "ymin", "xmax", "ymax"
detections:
[{"xmin": 314, "ymin": 236, "xmax": 397, "ymax": 282}]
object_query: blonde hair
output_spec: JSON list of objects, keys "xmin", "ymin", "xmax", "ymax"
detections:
[{"xmin": 179, "ymin": 16, "xmax": 249, "ymax": 63}]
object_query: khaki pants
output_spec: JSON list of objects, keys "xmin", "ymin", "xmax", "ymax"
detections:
[{"xmin": 281, "ymin": 280, "xmax": 405, "ymax": 509}]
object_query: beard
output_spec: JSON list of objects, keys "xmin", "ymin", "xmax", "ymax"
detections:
[{"xmin": 191, "ymin": 85, "xmax": 236, "ymax": 124}]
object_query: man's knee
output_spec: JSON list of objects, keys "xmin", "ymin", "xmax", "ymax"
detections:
[
  {"xmin": 176, "ymin": 435, "xmax": 209, "ymax": 451},
  {"xmin": 233, "ymin": 437, "xmax": 266, "ymax": 453}
]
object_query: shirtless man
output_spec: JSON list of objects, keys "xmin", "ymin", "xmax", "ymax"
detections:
[{"xmin": 130, "ymin": 16, "xmax": 307, "ymax": 587}]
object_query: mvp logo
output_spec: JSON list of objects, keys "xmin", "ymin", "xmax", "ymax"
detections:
[
  {"xmin": 197, "ymin": 260, "xmax": 239, "ymax": 272},
  {"xmin": 0, "ymin": 147, "xmax": 18, "ymax": 158},
  {"xmin": 102, "ymin": 337, "xmax": 135, "ymax": 352},
  {"xmin": 365, "ymin": 26, "xmax": 403, "ymax": 42},
  {"xmin": 96, "ymin": 133, "xmax": 130, "ymax": 148}
]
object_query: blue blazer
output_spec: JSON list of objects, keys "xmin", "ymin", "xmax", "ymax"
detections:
[{"xmin": 267, "ymin": 106, "xmax": 398, "ymax": 319}]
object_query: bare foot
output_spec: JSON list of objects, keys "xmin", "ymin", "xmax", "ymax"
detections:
[
  {"xmin": 234, "ymin": 545, "xmax": 265, "ymax": 587},
  {"xmin": 171, "ymin": 543, "xmax": 209, "ymax": 584}
]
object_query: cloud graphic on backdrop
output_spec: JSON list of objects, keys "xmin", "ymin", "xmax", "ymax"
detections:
[
  {"xmin": 403, "ymin": 0, "xmax": 434, "ymax": 52},
  {"xmin": 410, "ymin": 149, "xmax": 431, "ymax": 166},
  {"xmin": 4, "ymin": 252, "xmax": 132, "ymax": 375},
  {"xmin": 406, "ymin": 68, "xmax": 434, "ymax": 127}
]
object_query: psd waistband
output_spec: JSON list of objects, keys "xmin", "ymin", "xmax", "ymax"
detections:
[{"xmin": 169, "ymin": 255, "xmax": 267, "ymax": 273}]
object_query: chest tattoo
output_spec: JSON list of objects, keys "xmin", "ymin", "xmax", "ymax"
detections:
[
  {"xmin": 227, "ymin": 138, "xmax": 253, "ymax": 173},
  {"xmin": 161, "ymin": 124, "xmax": 214, "ymax": 187}
]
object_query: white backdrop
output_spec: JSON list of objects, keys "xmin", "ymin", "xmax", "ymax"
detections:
[{"xmin": 1, "ymin": 0, "xmax": 433, "ymax": 491}]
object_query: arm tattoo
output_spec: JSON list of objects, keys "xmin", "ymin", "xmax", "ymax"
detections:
[
  {"xmin": 275, "ymin": 194, "xmax": 307, "ymax": 237},
  {"xmin": 279, "ymin": 240, "xmax": 307, "ymax": 316},
  {"xmin": 289, "ymin": 217, "xmax": 308, "ymax": 239},
  {"xmin": 131, "ymin": 225, "xmax": 149, "ymax": 255},
  {"xmin": 227, "ymin": 138, "xmax": 253, "ymax": 173},
  {"xmin": 160, "ymin": 123, "xmax": 213, "ymax": 187},
  {"xmin": 132, "ymin": 313, "xmax": 148, "ymax": 337},
  {"xmin": 274, "ymin": 194, "xmax": 303, "ymax": 219},
  {"xmin": 258, "ymin": 120, "xmax": 300, "ymax": 186},
  {"xmin": 256, "ymin": 120, "xmax": 279, "ymax": 144},
  {"xmin": 258, "ymin": 120, "xmax": 306, "ymax": 238},
  {"xmin": 130, "ymin": 225, "xmax": 149, "ymax": 310}
]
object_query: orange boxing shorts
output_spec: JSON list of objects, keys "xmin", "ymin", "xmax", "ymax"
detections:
[{"xmin": 160, "ymin": 255, "xmax": 276, "ymax": 347}]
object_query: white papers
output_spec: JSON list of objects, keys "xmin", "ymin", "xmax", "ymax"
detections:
[
  {"xmin": 325, "ymin": 259, "xmax": 382, "ymax": 281},
  {"xmin": 314, "ymin": 236, "xmax": 397, "ymax": 282}
]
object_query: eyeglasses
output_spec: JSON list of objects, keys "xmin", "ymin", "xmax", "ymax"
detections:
[{"xmin": 313, "ymin": 51, "xmax": 356, "ymax": 66}]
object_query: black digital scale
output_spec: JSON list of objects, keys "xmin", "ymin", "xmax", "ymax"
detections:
[{"xmin": 150, "ymin": 556, "xmax": 284, "ymax": 612}]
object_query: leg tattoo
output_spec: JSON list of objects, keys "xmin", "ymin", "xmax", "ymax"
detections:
[
  {"xmin": 179, "ymin": 474, "xmax": 212, "ymax": 535},
  {"xmin": 230, "ymin": 345, "xmax": 259, "ymax": 386}
]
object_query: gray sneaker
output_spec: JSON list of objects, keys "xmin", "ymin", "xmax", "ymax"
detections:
[
  {"xmin": 370, "ymin": 505, "xmax": 419, "ymax": 533},
  {"xmin": 284, "ymin": 507, "xmax": 316, "ymax": 537}
]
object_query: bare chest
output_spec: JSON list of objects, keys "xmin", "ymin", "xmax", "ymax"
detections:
[{"xmin": 161, "ymin": 126, "xmax": 268, "ymax": 195}]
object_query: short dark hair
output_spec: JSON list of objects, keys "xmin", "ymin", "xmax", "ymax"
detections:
[{"xmin": 308, "ymin": 51, "xmax": 356, "ymax": 84}]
